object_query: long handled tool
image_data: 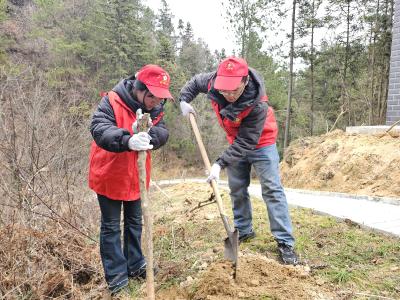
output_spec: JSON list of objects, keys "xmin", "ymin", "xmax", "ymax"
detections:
[
  {"xmin": 188, "ymin": 113, "xmax": 239, "ymax": 278},
  {"xmin": 137, "ymin": 111, "xmax": 155, "ymax": 300}
]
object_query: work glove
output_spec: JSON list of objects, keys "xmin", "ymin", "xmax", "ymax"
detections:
[
  {"xmin": 206, "ymin": 163, "xmax": 221, "ymax": 183},
  {"xmin": 128, "ymin": 132, "xmax": 153, "ymax": 151},
  {"xmin": 132, "ymin": 109, "xmax": 153, "ymax": 134},
  {"xmin": 180, "ymin": 101, "xmax": 196, "ymax": 117}
]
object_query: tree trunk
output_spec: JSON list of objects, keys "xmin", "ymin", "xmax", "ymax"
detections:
[
  {"xmin": 310, "ymin": 0, "xmax": 315, "ymax": 136},
  {"xmin": 344, "ymin": 0, "xmax": 351, "ymax": 126},
  {"xmin": 284, "ymin": 0, "xmax": 296, "ymax": 151}
]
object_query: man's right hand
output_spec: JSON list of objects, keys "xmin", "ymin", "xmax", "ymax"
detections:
[
  {"xmin": 180, "ymin": 101, "xmax": 196, "ymax": 116},
  {"xmin": 128, "ymin": 132, "xmax": 153, "ymax": 151}
]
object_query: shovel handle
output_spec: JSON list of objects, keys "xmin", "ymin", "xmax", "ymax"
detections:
[{"xmin": 188, "ymin": 113, "xmax": 227, "ymax": 218}]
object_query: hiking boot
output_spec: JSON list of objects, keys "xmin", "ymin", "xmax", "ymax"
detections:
[
  {"xmin": 129, "ymin": 263, "xmax": 158, "ymax": 280},
  {"xmin": 238, "ymin": 229, "xmax": 256, "ymax": 244},
  {"xmin": 277, "ymin": 243, "xmax": 299, "ymax": 265}
]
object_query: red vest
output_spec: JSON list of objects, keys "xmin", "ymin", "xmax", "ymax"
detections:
[
  {"xmin": 88, "ymin": 91, "xmax": 153, "ymax": 201},
  {"xmin": 211, "ymin": 95, "xmax": 278, "ymax": 147}
]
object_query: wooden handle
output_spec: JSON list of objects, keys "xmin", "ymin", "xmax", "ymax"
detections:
[
  {"xmin": 137, "ymin": 112, "xmax": 155, "ymax": 300},
  {"xmin": 188, "ymin": 113, "xmax": 227, "ymax": 216}
]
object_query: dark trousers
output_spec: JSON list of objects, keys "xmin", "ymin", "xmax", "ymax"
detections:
[{"xmin": 97, "ymin": 194, "xmax": 145, "ymax": 292}]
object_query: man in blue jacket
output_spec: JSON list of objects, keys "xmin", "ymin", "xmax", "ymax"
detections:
[{"xmin": 179, "ymin": 57, "xmax": 298, "ymax": 265}]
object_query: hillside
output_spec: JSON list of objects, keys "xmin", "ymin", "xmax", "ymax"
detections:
[{"xmin": 281, "ymin": 130, "xmax": 400, "ymax": 199}]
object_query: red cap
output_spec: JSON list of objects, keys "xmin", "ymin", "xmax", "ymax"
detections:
[
  {"xmin": 214, "ymin": 57, "xmax": 249, "ymax": 90},
  {"xmin": 136, "ymin": 64, "xmax": 173, "ymax": 99}
]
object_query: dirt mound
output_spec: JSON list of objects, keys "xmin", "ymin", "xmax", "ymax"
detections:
[
  {"xmin": 157, "ymin": 252, "xmax": 335, "ymax": 300},
  {"xmin": 281, "ymin": 130, "xmax": 400, "ymax": 199},
  {"xmin": 190, "ymin": 253, "xmax": 333, "ymax": 300}
]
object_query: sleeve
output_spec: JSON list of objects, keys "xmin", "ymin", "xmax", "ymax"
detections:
[
  {"xmin": 179, "ymin": 72, "xmax": 215, "ymax": 103},
  {"xmin": 148, "ymin": 118, "xmax": 169, "ymax": 150},
  {"xmin": 216, "ymin": 101, "xmax": 268, "ymax": 168},
  {"xmin": 90, "ymin": 96, "xmax": 131, "ymax": 152}
]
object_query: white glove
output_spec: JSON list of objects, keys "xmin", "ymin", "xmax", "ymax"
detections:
[
  {"xmin": 132, "ymin": 109, "xmax": 153, "ymax": 134},
  {"xmin": 180, "ymin": 101, "xmax": 196, "ymax": 116},
  {"xmin": 206, "ymin": 163, "xmax": 221, "ymax": 183},
  {"xmin": 128, "ymin": 132, "xmax": 153, "ymax": 151}
]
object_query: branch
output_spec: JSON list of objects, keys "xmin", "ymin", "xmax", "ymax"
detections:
[
  {"xmin": 328, "ymin": 105, "xmax": 347, "ymax": 133},
  {"xmin": 385, "ymin": 119, "xmax": 400, "ymax": 134}
]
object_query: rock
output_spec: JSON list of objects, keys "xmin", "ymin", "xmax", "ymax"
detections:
[
  {"xmin": 238, "ymin": 292, "xmax": 245, "ymax": 298},
  {"xmin": 303, "ymin": 265, "xmax": 311, "ymax": 273},
  {"xmin": 205, "ymin": 214, "xmax": 214, "ymax": 220},
  {"xmin": 200, "ymin": 262, "xmax": 208, "ymax": 269},
  {"xmin": 316, "ymin": 278, "xmax": 325, "ymax": 286},
  {"xmin": 250, "ymin": 279, "xmax": 259, "ymax": 286}
]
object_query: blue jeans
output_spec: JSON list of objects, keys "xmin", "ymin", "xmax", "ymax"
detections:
[
  {"xmin": 226, "ymin": 144, "xmax": 295, "ymax": 246},
  {"xmin": 97, "ymin": 194, "xmax": 146, "ymax": 292}
]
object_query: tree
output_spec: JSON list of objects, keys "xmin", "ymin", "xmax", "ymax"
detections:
[
  {"xmin": 178, "ymin": 22, "xmax": 215, "ymax": 75},
  {"xmin": 283, "ymin": 0, "xmax": 296, "ymax": 150},
  {"xmin": 0, "ymin": 0, "xmax": 8, "ymax": 63},
  {"xmin": 81, "ymin": 0, "xmax": 157, "ymax": 87},
  {"xmin": 156, "ymin": 0, "xmax": 176, "ymax": 63},
  {"xmin": 296, "ymin": 0, "xmax": 323, "ymax": 135},
  {"xmin": 325, "ymin": 0, "xmax": 364, "ymax": 126}
]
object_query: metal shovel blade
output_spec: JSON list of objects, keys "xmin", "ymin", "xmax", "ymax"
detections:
[
  {"xmin": 223, "ymin": 229, "xmax": 239, "ymax": 262},
  {"xmin": 224, "ymin": 228, "xmax": 239, "ymax": 274}
]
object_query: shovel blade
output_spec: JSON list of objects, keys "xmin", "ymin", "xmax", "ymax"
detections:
[{"xmin": 223, "ymin": 228, "xmax": 239, "ymax": 264}]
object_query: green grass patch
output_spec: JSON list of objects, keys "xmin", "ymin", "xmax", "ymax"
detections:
[{"xmin": 150, "ymin": 183, "xmax": 400, "ymax": 299}]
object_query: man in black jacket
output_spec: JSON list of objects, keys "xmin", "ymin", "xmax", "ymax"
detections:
[
  {"xmin": 179, "ymin": 57, "xmax": 298, "ymax": 265},
  {"xmin": 89, "ymin": 65, "xmax": 171, "ymax": 294}
]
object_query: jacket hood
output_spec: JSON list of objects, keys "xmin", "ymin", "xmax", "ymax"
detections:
[
  {"xmin": 112, "ymin": 77, "xmax": 143, "ymax": 113},
  {"xmin": 112, "ymin": 76, "xmax": 164, "ymax": 118},
  {"xmin": 208, "ymin": 68, "xmax": 266, "ymax": 120}
]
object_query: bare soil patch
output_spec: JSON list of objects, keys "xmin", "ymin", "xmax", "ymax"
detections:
[{"xmin": 281, "ymin": 130, "xmax": 400, "ymax": 199}]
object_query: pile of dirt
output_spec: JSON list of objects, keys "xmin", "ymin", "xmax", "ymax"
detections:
[
  {"xmin": 158, "ymin": 252, "xmax": 334, "ymax": 300},
  {"xmin": 0, "ymin": 225, "xmax": 104, "ymax": 299},
  {"xmin": 281, "ymin": 130, "xmax": 400, "ymax": 199},
  {"xmin": 191, "ymin": 253, "xmax": 333, "ymax": 300}
]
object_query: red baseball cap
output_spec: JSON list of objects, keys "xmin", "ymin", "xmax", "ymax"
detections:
[
  {"xmin": 136, "ymin": 64, "xmax": 173, "ymax": 99},
  {"xmin": 214, "ymin": 57, "xmax": 249, "ymax": 90}
]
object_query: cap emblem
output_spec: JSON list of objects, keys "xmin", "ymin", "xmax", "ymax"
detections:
[{"xmin": 160, "ymin": 74, "xmax": 168, "ymax": 86}]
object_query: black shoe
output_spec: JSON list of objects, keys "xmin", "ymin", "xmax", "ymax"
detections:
[
  {"xmin": 277, "ymin": 243, "xmax": 299, "ymax": 265},
  {"xmin": 129, "ymin": 263, "xmax": 158, "ymax": 280},
  {"xmin": 238, "ymin": 229, "xmax": 256, "ymax": 244}
]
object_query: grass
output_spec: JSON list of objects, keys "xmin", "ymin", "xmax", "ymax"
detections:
[{"xmin": 124, "ymin": 183, "xmax": 400, "ymax": 299}]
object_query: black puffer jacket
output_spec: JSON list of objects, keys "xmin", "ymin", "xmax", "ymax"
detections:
[
  {"xmin": 90, "ymin": 78, "xmax": 169, "ymax": 152},
  {"xmin": 179, "ymin": 68, "xmax": 269, "ymax": 167}
]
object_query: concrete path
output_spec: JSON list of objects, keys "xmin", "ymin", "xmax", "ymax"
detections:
[{"xmin": 155, "ymin": 179, "xmax": 400, "ymax": 237}]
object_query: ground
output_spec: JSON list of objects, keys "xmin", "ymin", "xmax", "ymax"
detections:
[
  {"xmin": 281, "ymin": 130, "xmax": 400, "ymax": 199},
  {"xmin": 1, "ymin": 131, "xmax": 400, "ymax": 299}
]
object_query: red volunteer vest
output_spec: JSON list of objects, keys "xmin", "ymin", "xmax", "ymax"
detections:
[
  {"xmin": 88, "ymin": 91, "xmax": 154, "ymax": 201},
  {"xmin": 211, "ymin": 95, "xmax": 278, "ymax": 147}
]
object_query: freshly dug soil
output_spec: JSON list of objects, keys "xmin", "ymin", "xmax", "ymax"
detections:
[
  {"xmin": 191, "ymin": 253, "xmax": 333, "ymax": 300},
  {"xmin": 280, "ymin": 130, "xmax": 400, "ymax": 199}
]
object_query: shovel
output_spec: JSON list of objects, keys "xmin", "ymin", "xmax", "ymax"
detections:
[{"xmin": 188, "ymin": 113, "xmax": 239, "ymax": 278}]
